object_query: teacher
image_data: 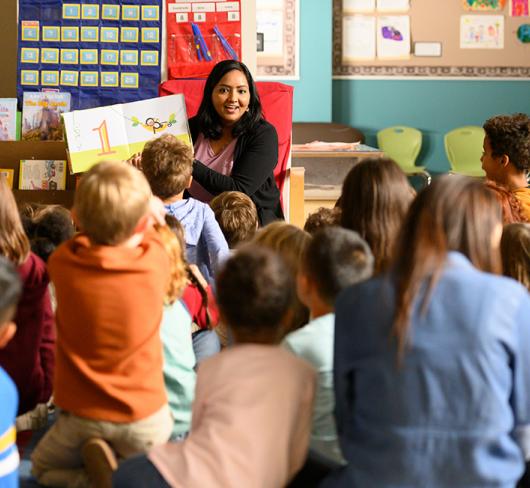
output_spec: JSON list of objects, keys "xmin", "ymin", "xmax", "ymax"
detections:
[{"xmin": 188, "ymin": 60, "xmax": 284, "ymax": 226}]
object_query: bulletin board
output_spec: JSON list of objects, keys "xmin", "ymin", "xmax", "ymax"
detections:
[
  {"xmin": 166, "ymin": 0, "xmax": 241, "ymax": 79},
  {"xmin": 334, "ymin": 0, "xmax": 530, "ymax": 78},
  {"xmin": 17, "ymin": 0, "xmax": 163, "ymax": 110}
]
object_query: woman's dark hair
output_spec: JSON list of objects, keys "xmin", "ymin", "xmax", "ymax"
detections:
[
  {"xmin": 197, "ymin": 60, "xmax": 263, "ymax": 139},
  {"xmin": 392, "ymin": 175, "xmax": 502, "ymax": 361},
  {"xmin": 339, "ymin": 158, "xmax": 414, "ymax": 274}
]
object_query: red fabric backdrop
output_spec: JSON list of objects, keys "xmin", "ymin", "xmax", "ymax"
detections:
[{"xmin": 159, "ymin": 80, "xmax": 293, "ymax": 207}]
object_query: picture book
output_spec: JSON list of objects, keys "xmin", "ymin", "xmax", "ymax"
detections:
[
  {"xmin": 62, "ymin": 94, "xmax": 191, "ymax": 173},
  {"xmin": 21, "ymin": 92, "xmax": 71, "ymax": 141},
  {"xmin": 0, "ymin": 169, "xmax": 15, "ymax": 188},
  {"xmin": 19, "ymin": 160, "xmax": 67, "ymax": 190},
  {"xmin": 0, "ymin": 99, "xmax": 18, "ymax": 141}
]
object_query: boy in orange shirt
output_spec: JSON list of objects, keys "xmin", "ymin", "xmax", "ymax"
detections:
[{"xmin": 31, "ymin": 161, "xmax": 172, "ymax": 487}]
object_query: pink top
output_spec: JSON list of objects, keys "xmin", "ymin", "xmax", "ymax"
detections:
[
  {"xmin": 189, "ymin": 133, "xmax": 237, "ymax": 202},
  {"xmin": 149, "ymin": 344, "xmax": 316, "ymax": 488}
]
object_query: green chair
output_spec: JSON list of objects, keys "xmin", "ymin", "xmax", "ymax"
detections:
[
  {"xmin": 377, "ymin": 126, "xmax": 431, "ymax": 185},
  {"xmin": 444, "ymin": 126, "xmax": 486, "ymax": 178}
]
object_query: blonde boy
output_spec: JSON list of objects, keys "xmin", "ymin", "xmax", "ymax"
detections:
[{"xmin": 32, "ymin": 162, "xmax": 172, "ymax": 487}]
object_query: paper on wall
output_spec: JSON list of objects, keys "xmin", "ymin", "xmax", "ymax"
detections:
[
  {"xmin": 377, "ymin": 0, "xmax": 410, "ymax": 12},
  {"xmin": 460, "ymin": 15, "xmax": 504, "ymax": 49},
  {"xmin": 343, "ymin": 0, "xmax": 376, "ymax": 14},
  {"xmin": 510, "ymin": 0, "xmax": 529, "ymax": 16},
  {"xmin": 377, "ymin": 16, "xmax": 410, "ymax": 58},
  {"xmin": 343, "ymin": 15, "xmax": 376, "ymax": 61}
]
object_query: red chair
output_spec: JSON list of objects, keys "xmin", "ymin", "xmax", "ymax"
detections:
[{"xmin": 159, "ymin": 80, "xmax": 294, "ymax": 211}]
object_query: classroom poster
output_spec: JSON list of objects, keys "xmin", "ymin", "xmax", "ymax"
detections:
[
  {"xmin": 377, "ymin": 0, "xmax": 410, "ymax": 12},
  {"xmin": 342, "ymin": 16, "xmax": 376, "ymax": 61},
  {"xmin": 460, "ymin": 15, "xmax": 504, "ymax": 48},
  {"xmin": 343, "ymin": 0, "xmax": 376, "ymax": 14},
  {"xmin": 462, "ymin": 0, "xmax": 507, "ymax": 10},
  {"xmin": 510, "ymin": 0, "xmax": 529, "ymax": 16},
  {"xmin": 17, "ymin": 0, "xmax": 162, "ymax": 110},
  {"xmin": 62, "ymin": 94, "xmax": 191, "ymax": 173},
  {"xmin": 376, "ymin": 16, "xmax": 411, "ymax": 58}
]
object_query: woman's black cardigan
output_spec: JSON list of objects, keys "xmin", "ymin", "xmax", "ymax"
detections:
[{"xmin": 189, "ymin": 116, "xmax": 284, "ymax": 226}]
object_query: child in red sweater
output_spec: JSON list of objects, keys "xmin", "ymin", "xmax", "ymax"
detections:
[{"xmin": 0, "ymin": 178, "xmax": 54, "ymax": 418}]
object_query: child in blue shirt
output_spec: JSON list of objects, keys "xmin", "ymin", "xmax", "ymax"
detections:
[
  {"xmin": 0, "ymin": 256, "xmax": 22, "ymax": 487},
  {"xmin": 138, "ymin": 134, "xmax": 229, "ymax": 285}
]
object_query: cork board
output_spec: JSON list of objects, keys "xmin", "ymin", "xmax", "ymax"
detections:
[
  {"xmin": 0, "ymin": 1, "xmax": 18, "ymax": 97},
  {"xmin": 333, "ymin": 0, "xmax": 530, "ymax": 78}
]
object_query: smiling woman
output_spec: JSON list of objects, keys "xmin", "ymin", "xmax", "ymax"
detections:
[{"xmin": 187, "ymin": 60, "xmax": 284, "ymax": 226}]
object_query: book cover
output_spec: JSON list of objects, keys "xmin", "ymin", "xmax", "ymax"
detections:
[
  {"xmin": 19, "ymin": 160, "xmax": 67, "ymax": 190},
  {"xmin": 0, "ymin": 169, "xmax": 14, "ymax": 188},
  {"xmin": 62, "ymin": 94, "xmax": 191, "ymax": 173},
  {"xmin": 0, "ymin": 99, "xmax": 18, "ymax": 141},
  {"xmin": 22, "ymin": 92, "xmax": 71, "ymax": 141}
]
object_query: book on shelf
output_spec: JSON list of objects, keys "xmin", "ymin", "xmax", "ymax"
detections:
[
  {"xmin": 19, "ymin": 160, "xmax": 67, "ymax": 190},
  {"xmin": 22, "ymin": 92, "xmax": 71, "ymax": 142},
  {"xmin": 62, "ymin": 94, "xmax": 191, "ymax": 173},
  {"xmin": 0, "ymin": 99, "xmax": 18, "ymax": 141},
  {"xmin": 0, "ymin": 169, "xmax": 14, "ymax": 188}
]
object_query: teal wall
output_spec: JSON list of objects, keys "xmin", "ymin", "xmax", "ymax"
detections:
[
  {"xmin": 283, "ymin": 0, "xmax": 333, "ymax": 122},
  {"xmin": 333, "ymin": 79, "xmax": 530, "ymax": 172}
]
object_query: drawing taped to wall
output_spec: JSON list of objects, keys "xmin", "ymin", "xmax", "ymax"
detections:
[
  {"xmin": 462, "ymin": 0, "xmax": 507, "ymax": 10},
  {"xmin": 460, "ymin": 15, "xmax": 504, "ymax": 48}
]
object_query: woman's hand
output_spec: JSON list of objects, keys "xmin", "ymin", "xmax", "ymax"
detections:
[{"xmin": 128, "ymin": 152, "xmax": 142, "ymax": 170}]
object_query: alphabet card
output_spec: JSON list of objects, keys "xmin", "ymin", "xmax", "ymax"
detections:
[{"xmin": 62, "ymin": 94, "xmax": 191, "ymax": 173}]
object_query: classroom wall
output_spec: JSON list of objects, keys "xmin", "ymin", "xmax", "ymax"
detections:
[
  {"xmin": 282, "ymin": 0, "xmax": 333, "ymax": 123},
  {"xmin": 284, "ymin": 1, "xmax": 530, "ymax": 173},
  {"xmin": 332, "ymin": 79, "xmax": 530, "ymax": 173}
]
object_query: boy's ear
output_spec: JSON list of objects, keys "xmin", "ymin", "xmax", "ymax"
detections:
[
  {"xmin": 296, "ymin": 272, "xmax": 311, "ymax": 307},
  {"xmin": 500, "ymin": 154, "xmax": 510, "ymax": 168},
  {"xmin": 0, "ymin": 322, "xmax": 16, "ymax": 349},
  {"xmin": 186, "ymin": 175, "xmax": 193, "ymax": 189},
  {"xmin": 133, "ymin": 214, "xmax": 150, "ymax": 234}
]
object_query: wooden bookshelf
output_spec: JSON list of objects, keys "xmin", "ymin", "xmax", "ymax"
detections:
[{"xmin": 0, "ymin": 140, "xmax": 75, "ymax": 208}]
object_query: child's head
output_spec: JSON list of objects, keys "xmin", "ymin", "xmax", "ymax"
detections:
[
  {"xmin": 30, "ymin": 205, "xmax": 75, "ymax": 262},
  {"xmin": 216, "ymin": 245, "xmax": 294, "ymax": 344},
  {"xmin": 0, "ymin": 177, "xmax": 30, "ymax": 265},
  {"xmin": 0, "ymin": 256, "xmax": 22, "ymax": 348},
  {"xmin": 156, "ymin": 220, "xmax": 188, "ymax": 305},
  {"xmin": 252, "ymin": 222, "xmax": 311, "ymax": 331},
  {"xmin": 482, "ymin": 113, "xmax": 530, "ymax": 181},
  {"xmin": 500, "ymin": 223, "xmax": 530, "ymax": 291},
  {"xmin": 74, "ymin": 161, "xmax": 152, "ymax": 246},
  {"xmin": 303, "ymin": 206, "xmax": 341, "ymax": 235},
  {"xmin": 141, "ymin": 134, "xmax": 193, "ymax": 200},
  {"xmin": 298, "ymin": 227, "xmax": 374, "ymax": 309},
  {"xmin": 339, "ymin": 158, "xmax": 414, "ymax": 273},
  {"xmin": 210, "ymin": 191, "xmax": 258, "ymax": 248}
]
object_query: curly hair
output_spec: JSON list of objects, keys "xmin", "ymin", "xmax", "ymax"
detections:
[
  {"xmin": 483, "ymin": 113, "xmax": 530, "ymax": 172},
  {"xmin": 501, "ymin": 223, "xmax": 530, "ymax": 291},
  {"xmin": 303, "ymin": 207, "xmax": 341, "ymax": 235},
  {"xmin": 210, "ymin": 191, "xmax": 258, "ymax": 248}
]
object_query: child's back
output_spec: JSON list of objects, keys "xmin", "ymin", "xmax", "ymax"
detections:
[
  {"xmin": 150, "ymin": 344, "xmax": 314, "ymax": 487},
  {"xmin": 114, "ymin": 245, "xmax": 316, "ymax": 488}
]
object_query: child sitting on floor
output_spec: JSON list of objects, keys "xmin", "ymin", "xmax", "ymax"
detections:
[
  {"xmin": 0, "ymin": 256, "xmax": 22, "ymax": 488},
  {"xmin": 114, "ymin": 245, "xmax": 316, "ymax": 488},
  {"xmin": 210, "ymin": 191, "xmax": 259, "ymax": 248},
  {"xmin": 283, "ymin": 227, "xmax": 373, "ymax": 464},
  {"xmin": 156, "ymin": 222, "xmax": 197, "ymax": 439},
  {"xmin": 0, "ymin": 179, "xmax": 55, "ymax": 422},
  {"xmin": 140, "ymin": 134, "xmax": 229, "ymax": 284},
  {"xmin": 31, "ymin": 161, "xmax": 173, "ymax": 488},
  {"xmin": 303, "ymin": 207, "xmax": 341, "ymax": 236},
  {"xmin": 482, "ymin": 113, "xmax": 530, "ymax": 223}
]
